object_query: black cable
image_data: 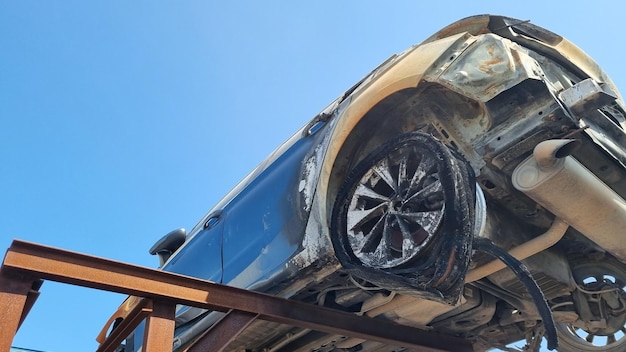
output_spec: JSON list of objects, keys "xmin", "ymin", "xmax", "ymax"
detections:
[{"xmin": 473, "ymin": 237, "xmax": 558, "ymax": 350}]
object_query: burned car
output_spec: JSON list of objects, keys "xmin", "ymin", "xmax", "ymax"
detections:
[{"xmin": 101, "ymin": 15, "xmax": 626, "ymax": 352}]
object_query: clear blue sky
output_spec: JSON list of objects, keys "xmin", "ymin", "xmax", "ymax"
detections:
[{"xmin": 2, "ymin": 2, "xmax": 625, "ymax": 351}]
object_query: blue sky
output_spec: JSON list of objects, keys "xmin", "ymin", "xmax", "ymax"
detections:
[{"xmin": 2, "ymin": 2, "xmax": 625, "ymax": 351}]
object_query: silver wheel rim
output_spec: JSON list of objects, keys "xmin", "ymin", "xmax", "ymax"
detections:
[
  {"xmin": 345, "ymin": 145, "xmax": 445, "ymax": 269},
  {"xmin": 558, "ymin": 267, "xmax": 626, "ymax": 349}
]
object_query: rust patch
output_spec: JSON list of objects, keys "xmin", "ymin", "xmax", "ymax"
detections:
[{"xmin": 479, "ymin": 44, "xmax": 505, "ymax": 75}]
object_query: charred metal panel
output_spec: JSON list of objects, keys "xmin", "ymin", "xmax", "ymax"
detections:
[{"xmin": 436, "ymin": 34, "xmax": 542, "ymax": 102}]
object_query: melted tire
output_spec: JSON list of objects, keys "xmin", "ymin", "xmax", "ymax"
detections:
[{"xmin": 331, "ymin": 132, "xmax": 475, "ymax": 303}]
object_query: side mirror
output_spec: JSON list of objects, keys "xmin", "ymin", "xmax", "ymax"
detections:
[{"xmin": 149, "ymin": 228, "xmax": 186, "ymax": 267}]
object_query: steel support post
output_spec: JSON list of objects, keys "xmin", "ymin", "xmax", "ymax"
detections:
[
  {"xmin": 142, "ymin": 300, "xmax": 176, "ymax": 352},
  {"xmin": 0, "ymin": 272, "xmax": 37, "ymax": 352}
]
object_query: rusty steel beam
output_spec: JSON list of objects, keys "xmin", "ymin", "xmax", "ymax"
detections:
[
  {"xmin": 185, "ymin": 310, "xmax": 259, "ymax": 352},
  {"xmin": 0, "ymin": 271, "xmax": 35, "ymax": 352},
  {"xmin": 16, "ymin": 278, "xmax": 43, "ymax": 332},
  {"xmin": 2, "ymin": 240, "xmax": 472, "ymax": 351},
  {"xmin": 96, "ymin": 298, "xmax": 152, "ymax": 352}
]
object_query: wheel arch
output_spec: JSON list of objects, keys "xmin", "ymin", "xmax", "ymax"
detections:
[{"xmin": 321, "ymin": 83, "xmax": 487, "ymax": 224}]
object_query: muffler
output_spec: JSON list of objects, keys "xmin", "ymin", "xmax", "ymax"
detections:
[{"xmin": 512, "ymin": 139, "xmax": 626, "ymax": 263}]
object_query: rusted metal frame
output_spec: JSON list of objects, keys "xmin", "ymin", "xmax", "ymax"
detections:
[
  {"xmin": 143, "ymin": 300, "xmax": 176, "ymax": 352},
  {"xmin": 184, "ymin": 310, "xmax": 259, "ymax": 352},
  {"xmin": 96, "ymin": 298, "xmax": 152, "ymax": 352},
  {"xmin": 2, "ymin": 240, "xmax": 472, "ymax": 351},
  {"xmin": 2, "ymin": 240, "xmax": 219, "ymax": 309},
  {"xmin": 18, "ymin": 278, "xmax": 43, "ymax": 331},
  {"xmin": 0, "ymin": 271, "xmax": 40, "ymax": 352},
  {"xmin": 205, "ymin": 288, "xmax": 461, "ymax": 351}
]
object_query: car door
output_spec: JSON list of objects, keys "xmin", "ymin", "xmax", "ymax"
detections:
[
  {"xmin": 220, "ymin": 126, "xmax": 328, "ymax": 289},
  {"xmin": 164, "ymin": 210, "xmax": 224, "ymax": 283}
]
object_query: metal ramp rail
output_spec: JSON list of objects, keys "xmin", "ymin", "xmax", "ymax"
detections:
[{"xmin": 0, "ymin": 240, "xmax": 472, "ymax": 352}]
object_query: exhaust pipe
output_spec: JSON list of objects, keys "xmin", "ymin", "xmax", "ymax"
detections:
[{"xmin": 512, "ymin": 139, "xmax": 626, "ymax": 263}]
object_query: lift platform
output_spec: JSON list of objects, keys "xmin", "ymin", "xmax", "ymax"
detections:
[{"xmin": 0, "ymin": 240, "xmax": 473, "ymax": 352}]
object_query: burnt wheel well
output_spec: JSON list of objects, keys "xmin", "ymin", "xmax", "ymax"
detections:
[{"xmin": 326, "ymin": 84, "xmax": 485, "ymax": 219}]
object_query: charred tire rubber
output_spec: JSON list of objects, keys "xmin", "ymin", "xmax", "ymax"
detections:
[
  {"xmin": 556, "ymin": 261, "xmax": 626, "ymax": 352},
  {"xmin": 331, "ymin": 132, "xmax": 475, "ymax": 303}
]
